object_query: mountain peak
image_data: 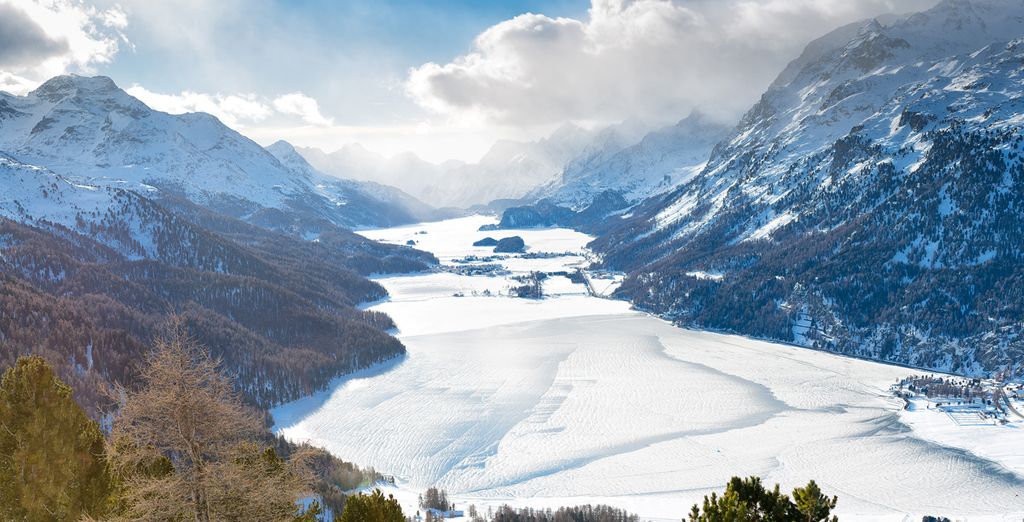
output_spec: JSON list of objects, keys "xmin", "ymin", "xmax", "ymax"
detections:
[
  {"xmin": 898, "ymin": 0, "xmax": 1024, "ymax": 50},
  {"xmin": 264, "ymin": 139, "xmax": 319, "ymax": 180},
  {"xmin": 30, "ymin": 74, "xmax": 120, "ymax": 102},
  {"xmin": 858, "ymin": 18, "xmax": 884, "ymax": 36},
  {"xmin": 266, "ymin": 139, "xmax": 297, "ymax": 155}
]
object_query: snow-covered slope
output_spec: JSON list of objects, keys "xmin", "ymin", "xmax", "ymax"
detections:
[
  {"xmin": 0, "ymin": 75, "xmax": 432, "ymax": 230},
  {"xmin": 595, "ymin": 0, "xmax": 1024, "ymax": 377},
  {"xmin": 0, "ymin": 77, "xmax": 439, "ymax": 414},
  {"xmin": 533, "ymin": 112, "xmax": 729, "ymax": 209}
]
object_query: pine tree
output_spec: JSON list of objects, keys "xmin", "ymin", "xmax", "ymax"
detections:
[
  {"xmin": 688, "ymin": 490, "xmax": 752, "ymax": 522},
  {"xmin": 688, "ymin": 476, "xmax": 838, "ymax": 522},
  {"xmin": 725, "ymin": 476, "xmax": 795, "ymax": 520},
  {"xmin": 0, "ymin": 356, "xmax": 113, "ymax": 521},
  {"xmin": 338, "ymin": 489, "xmax": 404, "ymax": 522},
  {"xmin": 792, "ymin": 480, "xmax": 838, "ymax": 522},
  {"xmin": 293, "ymin": 499, "xmax": 322, "ymax": 522}
]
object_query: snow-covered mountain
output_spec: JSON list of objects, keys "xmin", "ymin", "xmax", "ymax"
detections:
[
  {"xmin": 0, "ymin": 75, "xmax": 433, "ymax": 231},
  {"xmin": 594, "ymin": 0, "xmax": 1024, "ymax": 377},
  {"xmin": 489, "ymin": 112, "xmax": 729, "ymax": 233},
  {"xmin": 531, "ymin": 112, "xmax": 730, "ymax": 209},
  {"xmin": 296, "ymin": 144, "xmax": 438, "ymax": 201},
  {"xmin": 0, "ymin": 75, "xmax": 439, "ymax": 412},
  {"xmin": 298, "ymin": 123, "xmax": 617, "ymax": 208},
  {"xmin": 264, "ymin": 140, "xmax": 439, "ymax": 224}
]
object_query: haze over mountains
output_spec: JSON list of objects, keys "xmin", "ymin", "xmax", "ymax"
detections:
[
  {"xmin": 296, "ymin": 122, "xmax": 623, "ymax": 209},
  {"xmin": 296, "ymin": 113, "xmax": 731, "ymax": 211}
]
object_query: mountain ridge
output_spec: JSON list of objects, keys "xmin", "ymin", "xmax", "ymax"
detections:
[
  {"xmin": 0, "ymin": 74, "xmax": 439, "ymax": 414},
  {"xmin": 591, "ymin": 0, "xmax": 1024, "ymax": 378},
  {"xmin": 1, "ymin": 74, "xmax": 437, "ymax": 231}
]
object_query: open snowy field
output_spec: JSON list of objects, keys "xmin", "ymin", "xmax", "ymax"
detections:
[
  {"xmin": 899, "ymin": 397, "xmax": 1024, "ymax": 480},
  {"xmin": 273, "ymin": 216, "xmax": 1024, "ymax": 521}
]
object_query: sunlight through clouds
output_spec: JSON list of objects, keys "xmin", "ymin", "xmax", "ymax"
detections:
[
  {"xmin": 407, "ymin": 0, "xmax": 939, "ymax": 126},
  {"xmin": 124, "ymin": 85, "xmax": 272, "ymax": 128},
  {"xmin": 272, "ymin": 92, "xmax": 335, "ymax": 127},
  {"xmin": 0, "ymin": 0, "xmax": 128, "ymax": 94}
]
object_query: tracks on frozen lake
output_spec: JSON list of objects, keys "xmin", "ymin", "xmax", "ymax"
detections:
[{"xmin": 273, "ymin": 215, "xmax": 1024, "ymax": 520}]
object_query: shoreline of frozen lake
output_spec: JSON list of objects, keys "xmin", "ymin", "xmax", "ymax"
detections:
[{"xmin": 273, "ymin": 215, "xmax": 1024, "ymax": 520}]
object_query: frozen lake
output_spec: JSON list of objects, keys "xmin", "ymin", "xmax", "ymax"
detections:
[{"xmin": 273, "ymin": 216, "xmax": 1024, "ymax": 520}]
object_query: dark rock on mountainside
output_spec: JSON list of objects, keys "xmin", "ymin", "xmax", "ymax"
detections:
[
  {"xmin": 494, "ymin": 236, "xmax": 526, "ymax": 253},
  {"xmin": 497, "ymin": 190, "xmax": 630, "ymax": 234},
  {"xmin": 499, "ymin": 201, "xmax": 575, "ymax": 228}
]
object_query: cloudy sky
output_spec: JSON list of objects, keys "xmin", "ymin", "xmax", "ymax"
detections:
[{"xmin": 1, "ymin": 0, "xmax": 936, "ymax": 163}]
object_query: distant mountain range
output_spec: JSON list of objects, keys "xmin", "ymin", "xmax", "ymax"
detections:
[
  {"xmin": 590, "ymin": 0, "xmax": 1024, "ymax": 378},
  {"xmin": 0, "ymin": 75, "xmax": 438, "ymax": 412},
  {"xmin": 297, "ymin": 123, "xmax": 609, "ymax": 209},
  {"xmin": 529, "ymin": 112, "xmax": 730, "ymax": 210},
  {"xmin": 296, "ymin": 113, "xmax": 731, "ymax": 212},
  {"xmin": 0, "ymin": 75, "xmax": 442, "ymax": 232},
  {"xmin": 490, "ymin": 111, "xmax": 731, "ymax": 232}
]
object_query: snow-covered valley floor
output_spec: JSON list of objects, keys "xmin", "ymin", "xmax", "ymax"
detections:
[{"xmin": 272, "ymin": 216, "xmax": 1024, "ymax": 521}]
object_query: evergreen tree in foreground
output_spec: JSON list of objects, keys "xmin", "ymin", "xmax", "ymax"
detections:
[
  {"xmin": 338, "ymin": 489, "xmax": 405, "ymax": 522},
  {"xmin": 791, "ymin": 480, "xmax": 838, "ymax": 522},
  {"xmin": 688, "ymin": 476, "xmax": 838, "ymax": 522},
  {"xmin": 0, "ymin": 356, "xmax": 113, "ymax": 521}
]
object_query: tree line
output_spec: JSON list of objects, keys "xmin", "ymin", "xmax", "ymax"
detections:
[{"xmin": 0, "ymin": 214, "xmax": 413, "ymax": 413}]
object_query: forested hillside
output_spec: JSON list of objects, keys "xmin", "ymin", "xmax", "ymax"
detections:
[
  {"xmin": 0, "ymin": 77, "xmax": 439, "ymax": 414},
  {"xmin": 593, "ymin": 0, "xmax": 1024, "ymax": 377},
  {"xmin": 0, "ymin": 203, "xmax": 432, "ymax": 411}
]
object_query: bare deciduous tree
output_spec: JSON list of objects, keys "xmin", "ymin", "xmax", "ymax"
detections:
[{"xmin": 107, "ymin": 322, "xmax": 311, "ymax": 521}]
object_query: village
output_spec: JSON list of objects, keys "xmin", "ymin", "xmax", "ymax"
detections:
[
  {"xmin": 892, "ymin": 375, "xmax": 1024, "ymax": 426},
  {"xmin": 444, "ymin": 236, "xmax": 623, "ymax": 301}
]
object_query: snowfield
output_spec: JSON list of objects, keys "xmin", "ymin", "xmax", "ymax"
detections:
[{"xmin": 273, "ymin": 216, "xmax": 1024, "ymax": 521}]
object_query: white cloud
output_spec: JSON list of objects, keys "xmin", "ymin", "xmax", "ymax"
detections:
[
  {"xmin": 99, "ymin": 6, "xmax": 129, "ymax": 30},
  {"xmin": 406, "ymin": 0, "xmax": 939, "ymax": 126},
  {"xmin": 272, "ymin": 92, "xmax": 335, "ymax": 126},
  {"xmin": 0, "ymin": 0, "xmax": 129, "ymax": 94},
  {"xmin": 125, "ymin": 85, "xmax": 272, "ymax": 128},
  {"xmin": 0, "ymin": 71, "xmax": 40, "ymax": 94},
  {"xmin": 125, "ymin": 83, "xmax": 504, "ymax": 162},
  {"xmin": 125, "ymin": 86, "xmax": 340, "ymax": 132}
]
